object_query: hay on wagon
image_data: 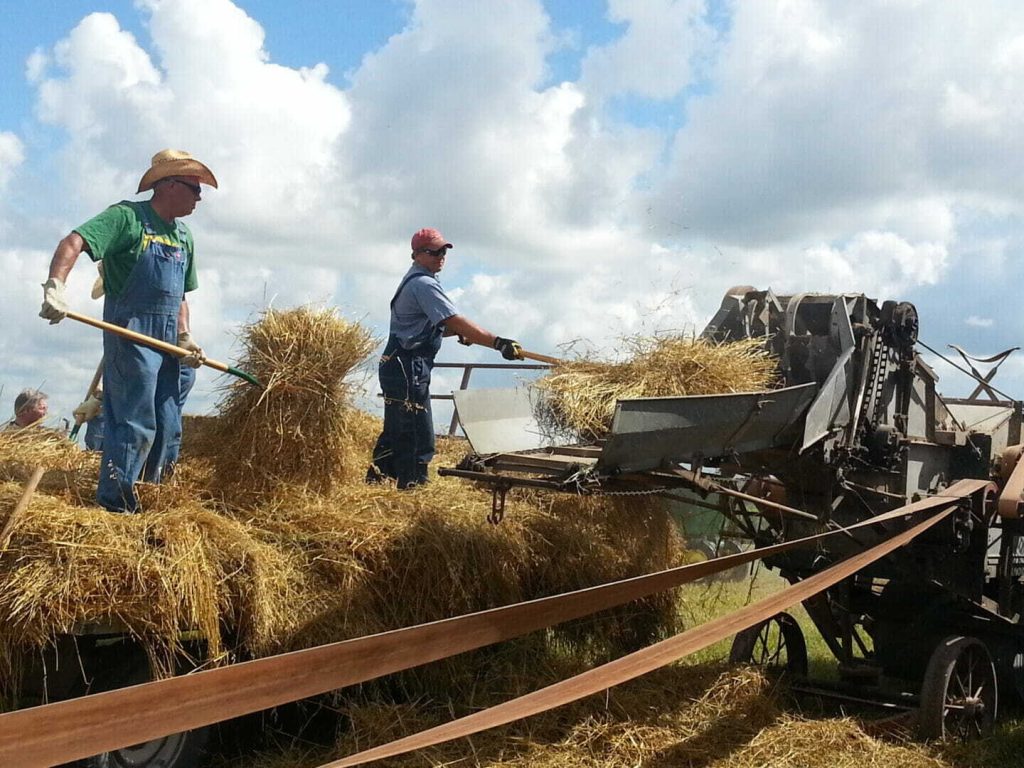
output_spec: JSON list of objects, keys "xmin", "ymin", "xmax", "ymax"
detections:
[{"xmin": 534, "ymin": 335, "xmax": 778, "ymax": 442}]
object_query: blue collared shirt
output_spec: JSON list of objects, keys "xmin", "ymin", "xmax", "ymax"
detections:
[{"xmin": 389, "ymin": 265, "xmax": 458, "ymax": 349}]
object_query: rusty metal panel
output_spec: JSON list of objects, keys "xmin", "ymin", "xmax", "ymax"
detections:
[
  {"xmin": 801, "ymin": 346, "xmax": 854, "ymax": 452},
  {"xmin": 596, "ymin": 383, "xmax": 817, "ymax": 474}
]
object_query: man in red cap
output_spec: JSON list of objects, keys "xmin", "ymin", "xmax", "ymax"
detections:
[{"xmin": 367, "ymin": 227, "xmax": 524, "ymax": 489}]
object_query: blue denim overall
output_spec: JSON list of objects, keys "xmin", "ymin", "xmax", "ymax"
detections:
[
  {"xmin": 369, "ymin": 274, "xmax": 444, "ymax": 489},
  {"xmin": 96, "ymin": 203, "xmax": 188, "ymax": 512},
  {"xmin": 164, "ymin": 364, "xmax": 197, "ymax": 470}
]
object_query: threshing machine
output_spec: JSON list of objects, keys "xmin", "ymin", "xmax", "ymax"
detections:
[{"xmin": 441, "ymin": 286, "xmax": 1024, "ymax": 740}]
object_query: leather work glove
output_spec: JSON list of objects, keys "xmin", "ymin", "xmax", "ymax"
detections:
[
  {"xmin": 72, "ymin": 394, "xmax": 103, "ymax": 426},
  {"xmin": 177, "ymin": 331, "xmax": 206, "ymax": 369},
  {"xmin": 40, "ymin": 277, "xmax": 69, "ymax": 324},
  {"xmin": 493, "ymin": 336, "xmax": 524, "ymax": 361}
]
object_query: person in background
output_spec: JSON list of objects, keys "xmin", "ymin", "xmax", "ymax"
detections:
[
  {"xmin": 39, "ymin": 149, "xmax": 214, "ymax": 512},
  {"xmin": 3, "ymin": 389, "xmax": 49, "ymax": 431},
  {"xmin": 367, "ymin": 227, "xmax": 524, "ymax": 490}
]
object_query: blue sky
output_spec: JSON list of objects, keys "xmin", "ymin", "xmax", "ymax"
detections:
[{"xmin": 1, "ymin": 0, "xmax": 1023, "ymax": 427}]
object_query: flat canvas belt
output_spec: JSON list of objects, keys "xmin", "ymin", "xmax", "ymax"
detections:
[{"xmin": 0, "ymin": 478, "xmax": 988, "ymax": 767}]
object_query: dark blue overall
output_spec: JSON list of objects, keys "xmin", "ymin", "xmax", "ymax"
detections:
[
  {"xmin": 369, "ymin": 273, "xmax": 444, "ymax": 489},
  {"xmin": 164, "ymin": 364, "xmax": 197, "ymax": 470},
  {"xmin": 96, "ymin": 203, "xmax": 188, "ymax": 512}
]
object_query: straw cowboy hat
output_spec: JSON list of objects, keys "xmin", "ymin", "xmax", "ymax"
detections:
[
  {"xmin": 90, "ymin": 261, "xmax": 105, "ymax": 300},
  {"xmin": 137, "ymin": 149, "xmax": 218, "ymax": 193}
]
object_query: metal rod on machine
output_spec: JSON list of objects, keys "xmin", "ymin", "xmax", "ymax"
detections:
[
  {"xmin": 646, "ymin": 468, "xmax": 820, "ymax": 522},
  {"xmin": 918, "ymin": 339, "xmax": 1016, "ymax": 402},
  {"xmin": 705, "ymin": 483, "xmax": 820, "ymax": 522},
  {"xmin": 437, "ymin": 467, "xmax": 568, "ymax": 492}
]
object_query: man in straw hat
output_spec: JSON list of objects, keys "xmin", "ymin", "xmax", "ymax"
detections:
[
  {"xmin": 366, "ymin": 227, "xmax": 524, "ymax": 490},
  {"xmin": 39, "ymin": 149, "xmax": 217, "ymax": 512}
]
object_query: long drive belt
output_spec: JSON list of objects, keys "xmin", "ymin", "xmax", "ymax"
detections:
[{"xmin": 0, "ymin": 479, "xmax": 987, "ymax": 767}]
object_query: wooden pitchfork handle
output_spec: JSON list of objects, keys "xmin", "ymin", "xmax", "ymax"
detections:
[
  {"xmin": 519, "ymin": 349, "xmax": 563, "ymax": 366},
  {"xmin": 458, "ymin": 337, "xmax": 564, "ymax": 366},
  {"xmin": 64, "ymin": 310, "xmax": 262, "ymax": 388},
  {"xmin": 0, "ymin": 466, "xmax": 44, "ymax": 555}
]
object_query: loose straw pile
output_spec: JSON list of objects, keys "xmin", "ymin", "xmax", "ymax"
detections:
[
  {"xmin": 327, "ymin": 664, "xmax": 948, "ymax": 768},
  {"xmin": 534, "ymin": 335, "xmax": 779, "ymax": 442}
]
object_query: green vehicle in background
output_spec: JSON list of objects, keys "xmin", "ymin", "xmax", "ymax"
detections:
[{"xmin": 663, "ymin": 485, "xmax": 754, "ymax": 582}]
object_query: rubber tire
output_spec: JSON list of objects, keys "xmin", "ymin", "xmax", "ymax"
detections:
[
  {"xmin": 918, "ymin": 636, "xmax": 998, "ymax": 741},
  {"xmin": 80, "ymin": 650, "xmax": 210, "ymax": 768},
  {"xmin": 729, "ymin": 612, "xmax": 808, "ymax": 678}
]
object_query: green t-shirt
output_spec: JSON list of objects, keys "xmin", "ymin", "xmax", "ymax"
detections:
[{"xmin": 74, "ymin": 201, "xmax": 198, "ymax": 298}]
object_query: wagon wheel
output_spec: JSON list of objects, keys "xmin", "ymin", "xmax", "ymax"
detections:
[
  {"xmin": 79, "ymin": 647, "xmax": 210, "ymax": 768},
  {"xmin": 918, "ymin": 636, "xmax": 998, "ymax": 741},
  {"xmin": 729, "ymin": 612, "xmax": 808, "ymax": 677}
]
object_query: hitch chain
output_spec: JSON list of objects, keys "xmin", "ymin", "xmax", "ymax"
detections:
[
  {"xmin": 582, "ymin": 485, "xmax": 674, "ymax": 498},
  {"xmin": 489, "ymin": 482, "xmax": 511, "ymax": 525}
]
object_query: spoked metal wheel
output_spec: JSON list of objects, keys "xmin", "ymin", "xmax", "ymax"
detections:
[
  {"xmin": 729, "ymin": 612, "xmax": 808, "ymax": 677},
  {"xmin": 918, "ymin": 636, "xmax": 998, "ymax": 741}
]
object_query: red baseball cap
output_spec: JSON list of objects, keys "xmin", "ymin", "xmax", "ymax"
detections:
[{"xmin": 411, "ymin": 228, "xmax": 454, "ymax": 252}]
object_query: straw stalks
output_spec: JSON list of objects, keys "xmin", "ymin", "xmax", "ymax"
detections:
[
  {"xmin": 534, "ymin": 335, "xmax": 779, "ymax": 441},
  {"xmin": 210, "ymin": 306, "xmax": 378, "ymax": 497}
]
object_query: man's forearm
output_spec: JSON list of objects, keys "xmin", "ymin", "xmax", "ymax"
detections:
[
  {"xmin": 48, "ymin": 233, "xmax": 86, "ymax": 282},
  {"xmin": 443, "ymin": 315, "xmax": 496, "ymax": 347},
  {"xmin": 178, "ymin": 300, "xmax": 190, "ymax": 334}
]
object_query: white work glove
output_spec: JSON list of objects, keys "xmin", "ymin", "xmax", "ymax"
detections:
[
  {"xmin": 177, "ymin": 331, "xmax": 206, "ymax": 369},
  {"xmin": 72, "ymin": 394, "xmax": 103, "ymax": 426},
  {"xmin": 40, "ymin": 278, "xmax": 69, "ymax": 324}
]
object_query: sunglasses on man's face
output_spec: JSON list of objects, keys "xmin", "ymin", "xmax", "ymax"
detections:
[
  {"xmin": 173, "ymin": 179, "xmax": 202, "ymax": 197},
  {"xmin": 423, "ymin": 248, "xmax": 448, "ymax": 257}
]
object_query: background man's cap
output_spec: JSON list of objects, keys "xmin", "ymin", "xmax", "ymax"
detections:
[
  {"xmin": 137, "ymin": 149, "xmax": 218, "ymax": 193},
  {"xmin": 411, "ymin": 228, "xmax": 453, "ymax": 251}
]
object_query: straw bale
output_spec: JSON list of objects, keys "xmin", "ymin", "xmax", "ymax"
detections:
[
  {"xmin": 239, "ymin": 469, "xmax": 685, "ymax": 667},
  {"xmin": 0, "ymin": 428, "xmax": 99, "ymax": 502},
  {"xmin": 0, "ymin": 486, "xmax": 230, "ymax": 674},
  {"xmin": 208, "ymin": 306, "xmax": 377, "ymax": 497},
  {"xmin": 0, "ymin": 453, "xmax": 685, "ymax": 692},
  {"xmin": 534, "ymin": 335, "xmax": 778, "ymax": 441}
]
